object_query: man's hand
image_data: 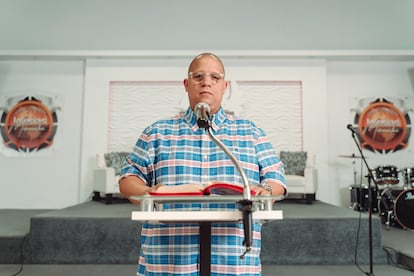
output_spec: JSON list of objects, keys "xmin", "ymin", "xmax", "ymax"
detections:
[{"xmin": 250, "ymin": 185, "xmax": 272, "ymax": 196}]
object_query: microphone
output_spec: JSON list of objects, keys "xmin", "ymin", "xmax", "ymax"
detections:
[
  {"xmin": 347, "ymin": 124, "xmax": 356, "ymax": 134},
  {"xmin": 195, "ymin": 102, "xmax": 211, "ymax": 129}
]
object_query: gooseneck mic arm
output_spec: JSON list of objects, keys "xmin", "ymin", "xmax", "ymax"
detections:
[{"xmin": 194, "ymin": 102, "xmax": 253, "ymax": 258}]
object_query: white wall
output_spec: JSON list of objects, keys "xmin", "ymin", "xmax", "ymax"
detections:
[
  {"xmin": 1, "ymin": 0, "xmax": 413, "ymax": 51},
  {"xmin": 327, "ymin": 61, "xmax": 414, "ymax": 208},
  {"xmin": 0, "ymin": 60, "xmax": 84, "ymax": 208},
  {"xmin": 0, "ymin": 56, "xmax": 413, "ymax": 209}
]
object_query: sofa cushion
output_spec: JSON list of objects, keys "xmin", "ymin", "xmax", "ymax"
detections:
[
  {"xmin": 285, "ymin": 175, "xmax": 306, "ymax": 188},
  {"xmin": 104, "ymin": 152, "xmax": 130, "ymax": 175},
  {"xmin": 280, "ymin": 151, "xmax": 307, "ymax": 176}
]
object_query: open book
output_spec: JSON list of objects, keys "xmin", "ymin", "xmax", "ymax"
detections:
[{"xmin": 149, "ymin": 182, "xmax": 257, "ymax": 196}]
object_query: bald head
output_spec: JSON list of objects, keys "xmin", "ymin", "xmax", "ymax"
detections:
[{"xmin": 188, "ymin": 53, "xmax": 225, "ymax": 76}]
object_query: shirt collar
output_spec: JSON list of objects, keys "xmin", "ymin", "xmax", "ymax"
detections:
[{"xmin": 184, "ymin": 106, "xmax": 226, "ymax": 132}]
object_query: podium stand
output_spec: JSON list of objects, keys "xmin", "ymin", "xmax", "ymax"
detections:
[{"xmin": 131, "ymin": 195, "xmax": 283, "ymax": 276}]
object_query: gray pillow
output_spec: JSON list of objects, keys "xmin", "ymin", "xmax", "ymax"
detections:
[
  {"xmin": 280, "ymin": 151, "xmax": 307, "ymax": 176},
  {"xmin": 104, "ymin": 152, "xmax": 130, "ymax": 175}
]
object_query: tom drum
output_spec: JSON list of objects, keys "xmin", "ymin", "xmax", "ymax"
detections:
[
  {"xmin": 373, "ymin": 165, "xmax": 400, "ymax": 185},
  {"xmin": 349, "ymin": 184, "xmax": 378, "ymax": 213}
]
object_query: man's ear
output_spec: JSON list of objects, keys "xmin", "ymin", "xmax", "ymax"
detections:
[
  {"xmin": 222, "ymin": 80, "xmax": 229, "ymax": 95},
  {"xmin": 183, "ymin": 79, "xmax": 189, "ymax": 92}
]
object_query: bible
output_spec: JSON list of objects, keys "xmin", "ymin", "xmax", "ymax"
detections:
[{"xmin": 149, "ymin": 182, "xmax": 257, "ymax": 196}]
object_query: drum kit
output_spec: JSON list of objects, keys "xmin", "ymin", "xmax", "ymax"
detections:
[
  {"xmin": 374, "ymin": 166, "xmax": 414, "ymax": 230},
  {"xmin": 343, "ymin": 154, "xmax": 414, "ymax": 231}
]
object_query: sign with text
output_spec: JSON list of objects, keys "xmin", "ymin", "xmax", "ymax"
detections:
[
  {"xmin": 351, "ymin": 97, "xmax": 412, "ymax": 153},
  {"xmin": 0, "ymin": 95, "xmax": 61, "ymax": 156}
]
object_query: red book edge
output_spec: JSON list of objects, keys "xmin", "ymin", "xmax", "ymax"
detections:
[
  {"xmin": 148, "ymin": 182, "xmax": 257, "ymax": 196},
  {"xmin": 148, "ymin": 191, "xmax": 204, "ymax": 196}
]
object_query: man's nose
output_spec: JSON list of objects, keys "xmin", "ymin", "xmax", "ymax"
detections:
[{"xmin": 201, "ymin": 75, "xmax": 213, "ymax": 85}]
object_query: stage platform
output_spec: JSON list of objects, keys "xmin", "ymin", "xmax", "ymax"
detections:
[{"xmin": 0, "ymin": 199, "xmax": 413, "ymax": 274}]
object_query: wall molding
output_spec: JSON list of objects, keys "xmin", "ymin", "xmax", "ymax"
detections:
[{"xmin": 1, "ymin": 50, "xmax": 414, "ymax": 61}]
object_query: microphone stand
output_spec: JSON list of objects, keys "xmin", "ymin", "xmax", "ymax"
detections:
[
  {"xmin": 197, "ymin": 116, "xmax": 253, "ymax": 259},
  {"xmin": 347, "ymin": 125, "xmax": 379, "ymax": 276}
]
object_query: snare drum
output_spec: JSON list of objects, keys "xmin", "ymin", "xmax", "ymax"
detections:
[
  {"xmin": 402, "ymin": 167, "xmax": 414, "ymax": 188},
  {"xmin": 349, "ymin": 185, "xmax": 378, "ymax": 212},
  {"xmin": 373, "ymin": 165, "xmax": 400, "ymax": 185}
]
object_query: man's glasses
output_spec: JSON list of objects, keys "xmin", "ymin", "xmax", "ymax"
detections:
[{"xmin": 188, "ymin": 72, "xmax": 225, "ymax": 84}]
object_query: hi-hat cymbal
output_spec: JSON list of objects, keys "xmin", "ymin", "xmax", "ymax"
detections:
[{"xmin": 338, "ymin": 154, "xmax": 366, "ymax": 159}]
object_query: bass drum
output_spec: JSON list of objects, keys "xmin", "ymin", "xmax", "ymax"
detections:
[{"xmin": 394, "ymin": 189, "xmax": 414, "ymax": 230}]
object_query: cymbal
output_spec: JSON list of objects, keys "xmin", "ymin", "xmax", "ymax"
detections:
[{"xmin": 338, "ymin": 154, "xmax": 366, "ymax": 159}]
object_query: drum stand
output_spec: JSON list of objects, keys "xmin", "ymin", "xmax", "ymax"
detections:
[
  {"xmin": 379, "ymin": 188, "xmax": 395, "ymax": 230},
  {"xmin": 347, "ymin": 125, "xmax": 380, "ymax": 276},
  {"xmin": 349, "ymin": 154, "xmax": 357, "ymax": 185},
  {"xmin": 383, "ymin": 207, "xmax": 394, "ymax": 230}
]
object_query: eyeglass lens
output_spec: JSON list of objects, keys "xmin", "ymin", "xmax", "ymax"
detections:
[{"xmin": 190, "ymin": 72, "xmax": 223, "ymax": 84}]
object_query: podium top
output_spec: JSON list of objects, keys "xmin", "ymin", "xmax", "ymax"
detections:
[
  {"xmin": 129, "ymin": 195, "xmax": 284, "ymax": 219},
  {"xmin": 131, "ymin": 210, "xmax": 283, "ymax": 223}
]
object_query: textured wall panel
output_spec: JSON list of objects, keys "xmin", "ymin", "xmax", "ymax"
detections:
[
  {"xmin": 108, "ymin": 81, "xmax": 186, "ymax": 152},
  {"xmin": 108, "ymin": 81, "xmax": 302, "ymax": 152},
  {"xmin": 230, "ymin": 81, "xmax": 302, "ymax": 151}
]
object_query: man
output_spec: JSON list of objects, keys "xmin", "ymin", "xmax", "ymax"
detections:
[{"xmin": 119, "ymin": 53, "xmax": 286, "ymax": 275}]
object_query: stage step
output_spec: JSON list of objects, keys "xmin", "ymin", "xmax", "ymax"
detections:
[
  {"xmin": 0, "ymin": 209, "xmax": 48, "ymax": 264},
  {"xmin": 31, "ymin": 201, "xmax": 387, "ymax": 264},
  {"xmin": 0, "ymin": 201, "xmax": 404, "ymax": 266}
]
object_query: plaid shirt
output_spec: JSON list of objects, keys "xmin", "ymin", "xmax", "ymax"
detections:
[{"xmin": 121, "ymin": 107, "xmax": 285, "ymax": 276}]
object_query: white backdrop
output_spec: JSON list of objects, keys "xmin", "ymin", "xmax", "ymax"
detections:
[{"xmin": 81, "ymin": 58, "xmax": 329, "ymax": 205}]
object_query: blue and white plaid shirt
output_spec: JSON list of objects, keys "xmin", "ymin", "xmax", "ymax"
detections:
[{"xmin": 121, "ymin": 107, "xmax": 286, "ymax": 276}]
